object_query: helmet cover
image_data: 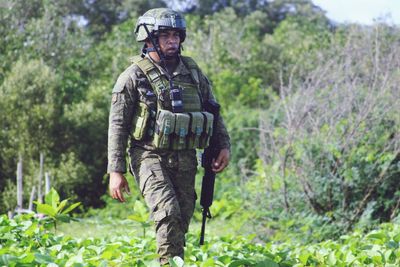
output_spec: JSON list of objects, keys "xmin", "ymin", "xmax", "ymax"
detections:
[{"xmin": 135, "ymin": 8, "xmax": 186, "ymax": 42}]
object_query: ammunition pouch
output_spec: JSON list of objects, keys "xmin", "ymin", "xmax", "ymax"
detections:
[
  {"xmin": 152, "ymin": 109, "xmax": 214, "ymax": 150},
  {"xmin": 131, "ymin": 102, "xmax": 156, "ymax": 140}
]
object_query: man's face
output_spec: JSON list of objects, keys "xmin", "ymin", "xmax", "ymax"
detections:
[{"xmin": 157, "ymin": 29, "xmax": 181, "ymax": 58}]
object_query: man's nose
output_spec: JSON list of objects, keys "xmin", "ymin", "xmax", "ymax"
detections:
[{"xmin": 167, "ymin": 35, "xmax": 179, "ymax": 43}]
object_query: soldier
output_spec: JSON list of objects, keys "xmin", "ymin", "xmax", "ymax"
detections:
[{"xmin": 107, "ymin": 8, "xmax": 230, "ymax": 265}]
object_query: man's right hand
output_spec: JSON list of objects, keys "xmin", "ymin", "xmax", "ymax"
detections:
[{"xmin": 109, "ymin": 172, "xmax": 131, "ymax": 202}]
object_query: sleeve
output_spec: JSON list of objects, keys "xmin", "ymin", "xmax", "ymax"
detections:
[
  {"xmin": 200, "ymin": 73, "xmax": 231, "ymax": 151},
  {"xmin": 107, "ymin": 68, "xmax": 137, "ymax": 173}
]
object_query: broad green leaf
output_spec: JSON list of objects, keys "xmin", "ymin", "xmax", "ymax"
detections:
[
  {"xmin": 169, "ymin": 256, "xmax": 184, "ymax": 267},
  {"xmin": 143, "ymin": 260, "xmax": 161, "ymax": 267},
  {"xmin": 24, "ymin": 221, "xmax": 38, "ymax": 236},
  {"xmin": 36, "ymin": 203, "xmax": 57, "ymax": 217},
  {"xmin": 201, "ymin": 258, "xmax": 216, "ymax": 267},
  {"xmin": 345, "ymin": 252, "xmax": 356, "ymax": 264},
  {"xmin": 49, "ymin": 244, "xmax": 62, "ymax": 253},
  {"xmin": 56, "ymin": 199, "xmax": 69, "ymax": 213},
  {"xmin": 143, "ymin": 253, "xmax": 160, "ymax": 260},
  {"xmin": 18, "ymin": 253, "xmax": 35, "ymax": 263},
  {"xmin": 0, "ymin": 254, "xmax": 18, "ymax": 265},
  {"xmin": 55, "ymin": 214, "xmax": 71, "ymax": 223},
  {"xmin": 136, "ymin": 260, "xmax": 147, "ymax": 267},
  {"xmin": 20, "ymin": 220, "xmax": 33, "ymax": 230},
  {"xmin": 101, "ymin": 250, "xmax": 113, "ymax": 260},
  {"xmin": 366, "ymin": 232, "xmax": 387, "ymax": 241},
  {"xmin": 393, "ymin": 233, "xmax": 400, "ymax": 242},
  {"xmin": 34, "ymin": 253, "xmax": 53, "ymax": 264},
  {"xmin": 0, "ymin": 226, "xmax": 12, "ymax": 234},
  {"xmin": 218, "ymin": 255, "xmax": 231, "ymax": 264},
  {"xmin": 228, "ymin": 259, "xmax": 253, "ymax": 267},
  {"xmin": 128, "ymin": 214, "xmax": 147, "ymax": 223},
  {"xmin": 45, "ymin": 188, "xmax": 60, "ymax": 208},
  {"xmin": 328, "ymin": 252, "xmax": 337, "ymax": 265},
  {"xmin": 255, "ymin": 258, "xmax": 279, "ymax": 267},
  {"xmin": 61, "ymin": 202, "xmax": 81, "ymax": 215},
  {"xmin": 386, "ymin": 241, "xmax": 398, "ymax": 249},
  {"xmin": 299, "ymin": 253, "xmax": 310, "ymax": 265}
]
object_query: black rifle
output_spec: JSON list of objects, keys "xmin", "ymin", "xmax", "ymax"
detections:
[{"xmin": 199, "ymin": 99, "xmax": 221, "ymax": 245}]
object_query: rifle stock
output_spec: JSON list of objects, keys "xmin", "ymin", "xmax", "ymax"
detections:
[{"xmin": 199, "ymin": 99, "xmax": 220, "ymax": 245}]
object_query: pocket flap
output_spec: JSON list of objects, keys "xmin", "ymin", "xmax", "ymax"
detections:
[
  {"xmin": 174, "ymin": 113, "xmax": 190, "ymax": 137},
  {"xmin": 189, "ymin": 112, "xmax": 205, "ymax": 136},
  {"xmin": 202, "ymin": 112, "xmax": 214, "ymax": 136},
  {"xmin": 156, "ymin": 110, "xmax": 175, "ymax": 136}
]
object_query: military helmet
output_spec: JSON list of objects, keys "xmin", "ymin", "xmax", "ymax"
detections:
[{"xmin": 135, "ymin": 8, "xmax": 186, "ymax": 42}]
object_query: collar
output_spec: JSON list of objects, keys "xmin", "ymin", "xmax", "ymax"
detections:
[{"xmin": 145, "ymin": 54, "xmax": 191, "ymax": 78}]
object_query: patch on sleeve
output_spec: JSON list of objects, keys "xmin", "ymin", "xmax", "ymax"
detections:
[{"xmin": 112, "ymin": 71, "xmax": 131, "ymax": 93}]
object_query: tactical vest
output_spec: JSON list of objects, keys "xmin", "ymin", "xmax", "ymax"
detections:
[{"xmin": 130, "ymin": 56, "xmax": 214, "ymax": 150}]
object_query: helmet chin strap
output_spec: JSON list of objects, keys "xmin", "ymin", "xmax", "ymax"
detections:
[
  {"xmin": 141, "ymin": 24, "xmax": 168, "ymax": 70},
  {"xmin": 140, "ymin": 23, "xmax": 179, "ymax": 93}
]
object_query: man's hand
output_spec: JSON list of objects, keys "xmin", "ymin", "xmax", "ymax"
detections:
[
  {"xmin": 109, "ymin": 172, "xmax": 131, "ymax": 202},
  {"xmin": 212, "ymin": 148, "xmax": 230, "ymax": 173}
]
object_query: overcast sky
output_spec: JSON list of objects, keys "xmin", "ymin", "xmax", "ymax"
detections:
[{"xmin": 312, "ymin": 0, "xmax": 400, "ymax": 25}]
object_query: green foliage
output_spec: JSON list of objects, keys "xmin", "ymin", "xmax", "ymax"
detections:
[
  {"xmin": 128, "ymin": 200, "xmax": 151, "ymax": 237},
  {"xmin": 0, "ymin": 181, "xmax": 17, "ymax": 212},
  {"xmin": 0, "ymin": 59, "xmax": 60, "ymax": 210},
  {"xmin": 4, "ymin": 213, "xmax": 400, "ymax": 266},
  {"xmin": 273, "ymin": 14, "xmax": 332, "ymax": 68},
  {"xmin": 246, "ymin": 24, "xmax": 400, "ymax": 239},
  {"xmin": 34, "ymin": 188, "xmax": 81, "ymax": 232},
  {"xmin": 185, "ymin": 8, "xmax": 280, "ymax": 104},
  {"xmin": 1, "ymin": 1, "xmax": 399, "ymax": 253}
]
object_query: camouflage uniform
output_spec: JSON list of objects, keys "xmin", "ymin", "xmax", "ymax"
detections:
[{"xmin": 107, "ymin": 55, "xmax": 230, "ymax": 264}]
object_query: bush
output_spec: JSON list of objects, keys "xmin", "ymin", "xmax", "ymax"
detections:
[{"xmin": 252, "ymin": 24, "xmax": 400, "ymax": 235}]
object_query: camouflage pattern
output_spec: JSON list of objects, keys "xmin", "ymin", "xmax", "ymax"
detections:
[
  {"xmin": 129, "ymin": 147, "xmax": 197, "ymax": 264},
  {"xmin": 135, "ymin": 8, "xmax": 186, "ymax": 42},
  {"xmin": 107, "ymin": 56, "xmax": 230, "ymax": 263}
]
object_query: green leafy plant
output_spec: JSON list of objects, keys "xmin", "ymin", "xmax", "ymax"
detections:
[
  {"xmin": 128, "ymin": 200, "xmax": 151, "ymax": 237},
  {"xmin": 34, "ymin": 187, "xmax": 81, "ymax": 231}
]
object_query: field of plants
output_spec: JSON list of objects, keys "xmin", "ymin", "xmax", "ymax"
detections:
[
  {"xmin": 2, "ymin": 189, "xmax": 400, "ymax": 266},
  {"xmin": 1, "ymin": 0, "xmax": 400, "ymax": 266},
  {"xmin": 3, "ymin": 208, "xmax": 400, "ymax": 266}
]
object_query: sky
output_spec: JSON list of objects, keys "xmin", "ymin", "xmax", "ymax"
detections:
[{"xmin": 312, "ymin": 0, "xmax": 400, "ymax": 25}]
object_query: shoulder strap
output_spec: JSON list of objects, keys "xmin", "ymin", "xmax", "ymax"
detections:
[
  {"xmin": 181, "ymin": 56, "xmax": 206, "ymax": 107},
  {"xmin": 132, "ymin": 56, "xmax": 168, "ymax": 110},
  {"xmin": 181, "ymin": 56, "xmax": 200, "ymax": 85},
  {"xmin": 130, "ymin": 55, "xmax": 143, "ymax": 64}
]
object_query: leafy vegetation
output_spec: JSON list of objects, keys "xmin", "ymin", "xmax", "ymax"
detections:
[
  {"xmin": 1, "ymin": 0, "xmax": 400, "ymax": 266},
  {"xmin": 3, "ymin": 211, "xmax": 400, "ymax": 266},
  {"xmin": 34, "ymin": 188, "xmax": 81, "ymax": 232}
]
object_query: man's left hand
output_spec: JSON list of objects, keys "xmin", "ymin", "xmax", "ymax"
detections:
[{"xmin": 212, "ymin": 148, "xmax": 230, "ymax": 173}]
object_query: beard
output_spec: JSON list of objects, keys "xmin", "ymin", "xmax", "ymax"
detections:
[
  {"xmin": 164, "ymin": 49, "xmax": 179, "ymax": 60},
  {"xmin": 164, "ymin": 52, "xmax": 179, "ymax": 60}
]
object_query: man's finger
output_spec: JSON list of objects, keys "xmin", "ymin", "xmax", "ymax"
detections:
[
  {"xmin": 124, "ymin": 183, "xmax": 131, "ymax": 195},
  {"xmin": 212, "ymin": 161, "xmax": 223, "ymax": 172},
  {"xmin": 116, "ymin": 189, "xmax": 125, "ymax": 202},
  {"xmin": 213, "ymin": 157, "xmax": 229, "ymax": 173}
]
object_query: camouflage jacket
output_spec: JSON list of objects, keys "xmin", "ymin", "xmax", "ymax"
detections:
[{"xmin": 107, "ymin": 55, "xmax": 231, "ymax": 173}]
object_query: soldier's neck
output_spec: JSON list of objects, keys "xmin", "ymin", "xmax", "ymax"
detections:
[{"xmin": 148, "ymin": 52, "xmax": 179, "ymax": 75}]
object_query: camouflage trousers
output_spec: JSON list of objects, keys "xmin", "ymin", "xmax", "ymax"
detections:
[{"xmin": 129, "ymin": 147, "xmax": 197, "ymax": 265}]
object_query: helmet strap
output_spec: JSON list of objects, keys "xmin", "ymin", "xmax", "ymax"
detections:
[{"xmin": 141, "ymin": 23, "xmax": 168, "ymax": 70}]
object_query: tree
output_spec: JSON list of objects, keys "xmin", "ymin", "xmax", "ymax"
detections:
[{"xmin": 257, "ymin": 25, "xmax": 400, "ymax": 229}]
